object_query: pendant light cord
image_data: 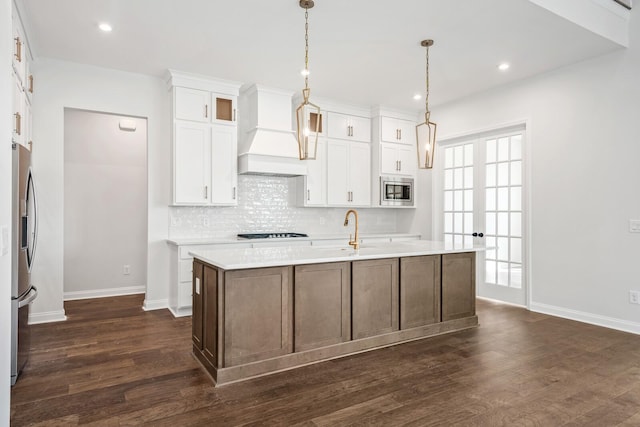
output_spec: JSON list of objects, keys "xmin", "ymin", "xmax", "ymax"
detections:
[
  {"xmin": 425, "ymin": 43, "xmax": 430, "ymax": 120},
  {"xmin": 304, "ymin": 8, "xmax": 309, "ymax": 91}
]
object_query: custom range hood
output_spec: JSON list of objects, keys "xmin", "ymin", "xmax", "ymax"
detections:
[{"xmin": 237, "ymin": 84, "xmax": 307, "ymax": 176}]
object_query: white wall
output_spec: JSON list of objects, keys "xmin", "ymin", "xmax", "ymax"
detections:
[
  {"xmin": 1, "ymin": 0, "xmax": 13, "ymax": 421},
  {"xmin": 63, "ymin": 110, "xmax": 147, "ymax": 299},
  {"xmin": 30, "ymin": 59, "xmax": 170, "ymax": 321},
  {"xmin": 433, "ymin": 7, "xmax": 640, "ymax": 332}
]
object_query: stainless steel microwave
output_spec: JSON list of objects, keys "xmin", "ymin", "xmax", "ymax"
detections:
[{"xmin": 380, "ymin": 176, "xmax": 414, "ymax": 207}]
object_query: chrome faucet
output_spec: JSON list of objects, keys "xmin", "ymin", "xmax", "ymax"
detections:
[{"xmin": 343, "ymin": 209, "xmax": 359, "ymax": 250}]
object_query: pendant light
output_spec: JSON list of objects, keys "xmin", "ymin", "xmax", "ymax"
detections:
[
  {"xmin": 416, "ymin": 39, "xmax": 437, "ymax": 169},
  {"xmin": 295, "ymin": 0, "xmax": 321, "ymax": 160}
]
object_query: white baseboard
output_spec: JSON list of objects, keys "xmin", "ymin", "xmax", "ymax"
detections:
[
  {"xmin": 168, "ymin": 306, "xmax": 192, "ymax": 318},
  {"xmin": 64, "ymin": 286, "xmax": 146, "ymax": 301},
  {"xmin": 530, "ymin": 301, "xmax": 640, "ymax": 335},
  {"xmin": 143, "ymin": 298, "xmax": 168, "ymax": 311},
  {"xmin": 29, "ymin": 310, "xmax": 67, "ymax": 325}
]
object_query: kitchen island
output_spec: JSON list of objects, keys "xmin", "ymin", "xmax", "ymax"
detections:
[{"xmin": 190, "ymin": 240, "xmax": 484, "ymax": 385}]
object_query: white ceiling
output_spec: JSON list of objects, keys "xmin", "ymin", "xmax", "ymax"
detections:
[{"xmin": 21, "ymin": 0, "xmax": 624, "ymax": 112}]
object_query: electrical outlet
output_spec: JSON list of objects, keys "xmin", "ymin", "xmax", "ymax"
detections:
[
  {"xmin": 630, "ymin": 220, "xmax": 640, "ymax": 233},
  {"xmin": 203, "ymin": 216, "xmax": 210, "ymax": 227},
  {"xmin": 630, "ymin": 290, "xmax": 640, "ymax": 304},
  {"xmin": 170, "ymin": 216, "xmax": 180, "ymax": 227},
  {"xmin": 123, "ymin": 265, "xmax": 130, "ymax": 275}
]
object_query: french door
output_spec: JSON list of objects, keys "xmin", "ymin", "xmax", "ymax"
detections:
[{"xmin": 437, "ymin": 128, "xmax": 527, "ymax": 306}]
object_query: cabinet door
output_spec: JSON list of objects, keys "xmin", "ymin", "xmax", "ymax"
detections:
[
  {"xmin": 380, "ymin": 144, "xmax": 399, "ymax": 175},
  {"xmin": 397, "ymin": 119, "xmax": 416, "ymax": 146},
  {"xmin": 349, "ymin": 142, "xmax": 371, "ymax": 206},
  {"xmin": 442, "ymin": 252, "xmax": 476, "ymax": 321},
  {"xmin": 380, "ymin": 117, "xmax": 400, "ymax": 143},
  {"xmin": 400, "ymin": 256, "xmax": 441, "ymax": 329},
  {"xmin": 212, "ymin": 93, "xmax": 237, "ymax": 125},
  {"xmin": 174, "ymin": 122, "xmax": 211, "ymax": 204},
  {"xmin": 327, "ymin": 139, "xmax": 349, "ymax": 205},
  {"xmin": 327, "ymin": 112, "xmax": 351, "ymax": 140},
  {"xmin": 203, "ymin": 265, "xmax": 218, "ymax": 367},
  {"xmin": 12, "ymin": 19, "xmax": 26, "ymax": 86},
  {"xmin": 12, "ymin": 75, "xmax": 24, "ymax": 146},
  {"xmin": 192, "ymin": 261, "xmax": 204, "ymax": 350},
  {"xmin": 224, "ymin": 267, "xmax": 293, "ymax": 366},
  {"xmin": 350, "ymin": 115, "xmax": 371, "ymax": 143},
  {"xmin": 303, "ymin": 140, "xmax": 327, "ymax": 206},
  {"xmin": 210, "ymin": 124, "xmax": 237, "ymax": 205},
  {"xmin": 352, "ymin": 258, "xmax": 399, "ymax": 339},
  {"xmin": 397, "ymin": 145, "xmax": 416, "ymax": 176},
  {"xmin": 294, "ymin": 262, "xmax": 350, "ymax": 352},
  {"xmin": 175, "ymin": 87, "xmax": 211, "ymax": 123}
]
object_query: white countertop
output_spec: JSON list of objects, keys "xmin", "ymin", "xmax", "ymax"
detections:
[
  {"xmin": 167, "ymin": 233, "xmax": 421, "ymax": 246},
  {"xmin": 190, "ymin": 240, "xmax": 486, "ymax": 270}
]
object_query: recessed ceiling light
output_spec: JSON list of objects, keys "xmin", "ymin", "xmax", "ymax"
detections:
[
  {"xmin": 98, "ymin": 23, "xmax": 113, "ymax": 32},
  {"xmin": 498, "ymin": 62, "xmax": 510, "ymax": 71},
  {"xmin": 413, "ymin": 94, "xmax": 422, "ymax": 100}
]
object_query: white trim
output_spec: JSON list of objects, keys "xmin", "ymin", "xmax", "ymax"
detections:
[
  {"xmin": 143, "ymin": 298, "xmax": 168, "ymax": 311},
  {"xmin": 63, "ymin": 286, "xmax": 145, "ymax": 301},
  {"xmin": 530, "ymin": 301, "xmax": 640, "ymax": 335},
  {"xmin": 477, "ymin": 295, "xmax": 526, "ymax": 308},
  {"xmin": 168, "ymin": 306, "xmax": 192, "ymax": 318},
  {"xmin": 28, "ymin": 310, "xmax": 67, "ymax": 324}
]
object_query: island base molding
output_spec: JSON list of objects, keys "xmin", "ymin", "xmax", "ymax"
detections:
[{"xmin": 194, "ymin": 315, "xmax": 478, "ymax": 386}]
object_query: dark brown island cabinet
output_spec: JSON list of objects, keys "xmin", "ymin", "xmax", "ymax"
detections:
[{"xmin": 192, "ymin": 252, "xmax": 477, "ymax": 385}]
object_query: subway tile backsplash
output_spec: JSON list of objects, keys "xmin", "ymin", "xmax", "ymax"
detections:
[{"xmin": 169, "ymin": 175, "xmax": 406, "ymax": 239}]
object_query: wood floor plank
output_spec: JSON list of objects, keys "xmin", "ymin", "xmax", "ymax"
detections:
[{"xmin": 10, "ymin": 294, "xmax": 640, "ymax": 426}]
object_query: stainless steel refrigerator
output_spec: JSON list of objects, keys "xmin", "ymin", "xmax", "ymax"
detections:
[{"xmin": 11, "ymin": 143, "xmax": 38, "ymax": 385}]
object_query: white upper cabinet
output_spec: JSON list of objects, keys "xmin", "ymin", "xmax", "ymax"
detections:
[
  {"xmin": 12, "ymin": 7, "xmax": 33, "ymax": 150},
  {"xmin": 298, "ymin": 139, "xmax": 327, "ymax": 207},
  {"xmin": 380, "ymin": 143, "xmax": 416, "ymax": 176},
  {"xmin": 380, "ymin": 117, "xmax": 416, "ymax": 146},
  {"xmin": 175, "ymin": 88, "xmax": 210, "ymax": 122},
  {"xmin": 168, "ymin": 71, "xmax": 241, "ymax": 206},
  {"xmin": 327, "ymin": 139, "xmax": 371, "ymax": 207},
  {"xmin": 210, "ymin": 124, "xmax": 238, "ymax": 205},
  {"xmin": 174, "ymin": 87, "xmax": 237, "ymax": 126},
  {"xmin": 12, "ymin": 17, "xmax": 26, "ymax": 86},
  {"xmin": 174, "ymin": 122, "xmax": 212, "ymax": 205},
  {"xmin": 12, "ymin": 74, "xmax": 26, "ymax": 148},
  {"xmin": 327, "ymin": 112, "xmax": 371, "ymax": 143}
]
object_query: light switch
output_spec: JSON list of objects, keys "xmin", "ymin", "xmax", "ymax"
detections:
[
  {"xmin": 630, "ymin": 220, "xmax": 640, "ymax": 233},
  {"xmin": 195, "ymin": 277, "xmax": 200, "ymax": 295},
  {"xmin": 1, "ymin": 226, "xmax": 8, "ymax": 256}
]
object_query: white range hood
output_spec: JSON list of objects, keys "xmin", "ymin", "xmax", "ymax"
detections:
[{"xmin": 237, "ymin": 84, "xmax": 307, "ymax": 176}]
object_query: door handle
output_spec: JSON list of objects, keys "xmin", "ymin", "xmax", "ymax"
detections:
[
  {"xmin": 14, "ymin": 37, "xmax": 21, "ymax": 62},
  {"xmin": 18, "ymin": 286, "xmax": 37, "ymax": 308},
  {"xmin": 307, "ymin": 189, "xmax": 310, "ymax": 201},
  {"xmin": 472, "ymin": 232, "xmax": 484, "ymax": 237},
  {"xmin": 204, "ymin": 186, "xmax": 208, "ymax": 199},
  {"xmin": 204, "ymin": 104, "xmax": 208, "ymax": 118},
  {"xmin": 232, "ymin": 187, "xmax": 236, "ymax": 200}
]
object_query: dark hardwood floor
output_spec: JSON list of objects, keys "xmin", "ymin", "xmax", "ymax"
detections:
[{"xmin": 10, "ymin": 295, "xmax": 640, "ymax": 426}]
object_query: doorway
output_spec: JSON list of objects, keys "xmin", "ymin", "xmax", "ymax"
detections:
[
  {"xmin": 434, "ymin": 126, "xmax": 528, "ymax": 307},
  {"xmin": 63, "ymin": 109, "xmax": 148, "ymax": 300}
]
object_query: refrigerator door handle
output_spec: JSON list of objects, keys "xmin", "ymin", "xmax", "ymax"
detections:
[
  {"xmin": 18, "ymin": 286, "xmax": 37, "ymax": 309},
  {"xmin": 25, "ymin": 168, "xmax": 37, "ymax": 271}
]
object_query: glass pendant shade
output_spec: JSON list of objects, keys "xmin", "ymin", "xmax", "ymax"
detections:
[
  {"xmin": 296, "ymin": 88, "xmax": 320, "ymax": 160},
  {"xmin": 416, "ymin": 114, "xmax": 437, "ymax": 169}
]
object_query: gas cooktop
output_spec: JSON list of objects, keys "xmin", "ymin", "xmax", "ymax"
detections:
[{"xmin": 237, "ymin": 233, "xmax": 309, "ymax": 239}]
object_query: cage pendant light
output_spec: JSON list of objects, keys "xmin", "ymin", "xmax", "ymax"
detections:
[
  {"xmin": 295, "ymin": 0, "xmax": 321, "ymax": 160},
  {"xmin": 416, "ymin": 39, "xmax": 437, "ymax": 169}
]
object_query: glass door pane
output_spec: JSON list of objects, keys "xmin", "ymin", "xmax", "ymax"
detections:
[
  {"xmin": 484, "ymin": 134, "xmax": 523, "ymax": 290},
  {"xmin": 443, "ymin": 142, "xmax": 474, "ymax": 246}
]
